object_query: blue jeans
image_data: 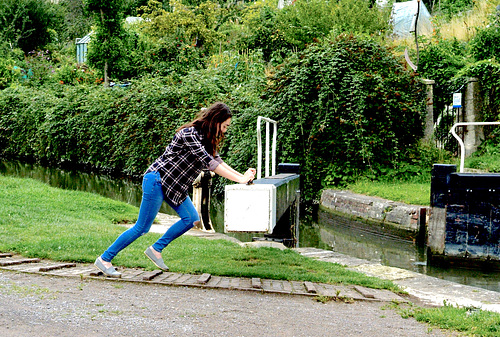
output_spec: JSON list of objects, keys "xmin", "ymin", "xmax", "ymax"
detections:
[{"xmin": 101, "ymin": 171, "xmax": 199, "ymax": 262}]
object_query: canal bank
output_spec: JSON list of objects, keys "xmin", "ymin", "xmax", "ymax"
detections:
[
  {"xmin": 3, "ymin": 211, "xmax": 500, "ymax": 315},
  {"xmin": 139, "ymin": 213, "xmax": 500, "ymax": 313},
  {"xmin": 318, "ymin": 189, "xmax": 500, "ymax": 313},
  {"xmin": 3, "ymin": 159, "xmax": 500, "ymax": 294}
]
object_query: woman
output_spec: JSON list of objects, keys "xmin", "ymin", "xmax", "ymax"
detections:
[{"xmin": 94, "ymin": 102, "xmax": 255, "ymax": 277}]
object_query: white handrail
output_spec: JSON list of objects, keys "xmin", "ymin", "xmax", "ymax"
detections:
[
  {"xmin": 450, "ymin": 122, "xmax": 500, "ymax": 173},
  {"xmin": 257, "ymin": 116, "xmax": 277, "ymax": 179}
]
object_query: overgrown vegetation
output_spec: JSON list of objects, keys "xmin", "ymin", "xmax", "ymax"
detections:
[{"xmin": 0, "ymin": 0, "xmax": 499, "ymax": 205}]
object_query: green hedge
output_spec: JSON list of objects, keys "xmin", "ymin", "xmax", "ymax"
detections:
[
  {"xmin": 0, "ymin": 37, "xmax": 426, "ymax": 204},
  {"xmin": 265, "ymin": 35, "xmax": 426, "ymax": 201}
]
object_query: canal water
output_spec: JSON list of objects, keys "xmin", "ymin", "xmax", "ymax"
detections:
[{"xmin": 2, "ymin": 159, "xmax": 500, "ymax": 292}]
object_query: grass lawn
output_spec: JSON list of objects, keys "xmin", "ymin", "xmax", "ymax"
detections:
[{"xmin": 347, "ymin": 179, "xmax": 431, "ymax": 206}]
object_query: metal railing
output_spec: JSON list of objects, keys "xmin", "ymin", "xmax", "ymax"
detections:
[
  {"xmin": 450, "ymin": 122, "xmax": 500, "ymax": 173},
  {"xmin": 256, "ymin": 116, "xmax": 277, "ymax": 180}
]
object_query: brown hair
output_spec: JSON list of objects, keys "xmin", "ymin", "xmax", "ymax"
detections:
[{"xmin": 178, "ymin": 102, "xmax": 232, "ymax": 156}]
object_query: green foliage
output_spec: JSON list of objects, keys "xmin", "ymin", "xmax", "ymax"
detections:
[
  {"xmin": 139, "ymin": 0, "xmax": 224, "ymax": 56},
  {"xmin": 276, "ymin": 0, "xmax": 390, "ymax": 50},
  {"xmin": 0, "ymin": 47, "xmax": 100, "ymax": 87},
  {"xmin": 470, "ymin": 12, "xmax": 500, "ymax": 61},
  {"xmin": 0, "ymin": 0, "xmax": 64, "ymax": 53},
  {"xmin": 59, "ymin": 0, "xmax": 93, "ymax": 41},
  {"xmin": 127, "ymin": 28, "xmax": 205, "ymax": 78},
  {"xmin": 20, "ymin": 50, "xmax": 56, "ymax": 86},
  {"xmin": 237, "ymin": 2, "xmax": 292, "ymax": 62},
  {"xmin": 85, "ymin": 0, "xmax": 127, "ymax": 81},
  {"xmin": 327, "ymin": 0, "xmax": 390, "ymax": 36},
  {"xmin": 0, "ymin": 55, "xmax": 17, "ymax": 89},
  {"xmin": 265, "ymin": 35, "xmax": 425, "ymax": 202},
  {"xmin": 418, "ymin": 35, "xmax": 469, "ymax": 93},
  {"xmin": 431, "ymin": 0, "xmax": 474, "ymax": 19},
  {"xmin": 0, "ymin": 34, "xmax": 431, "ymax": 204},
  {"xmin": 401, "ymin": 301, "xmax": 500, "ymax": 336},
  {"xmin": 0, "ymin": 49, "xmax": 266, "ymax": 177},
  {"xmin": 123, "ymin": 0, "xmax": 149, "ymax": 15},
  {"xmin": 466, "ymin": 151, "xmax": 500, "ymax": 173}
]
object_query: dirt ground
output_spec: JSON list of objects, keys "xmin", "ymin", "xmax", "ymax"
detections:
[{"xmin": 0, "ymin": 270, "xmax": 461, "ymax": 337}]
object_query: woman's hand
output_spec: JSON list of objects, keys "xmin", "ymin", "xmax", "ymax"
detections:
[
  {"xmin": 239, "ymin": 168, "xmax": 256, "ymax": 184},
  {"xmin": 245, "ymin": 168, "xmax": 256, "ymax": 176}
]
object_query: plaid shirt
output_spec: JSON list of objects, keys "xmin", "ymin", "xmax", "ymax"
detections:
[{"xmin": 145, "ymin": 127, "xmax": 222, "ymax": 206}]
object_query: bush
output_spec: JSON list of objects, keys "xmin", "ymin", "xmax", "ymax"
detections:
[
  {"xmin": 58, "ymin": 0, "xmax": 93, "ymax": 42},
  {"xmin": 138, "ymin": 0, "xmax": 224, "ymax": 57},
  {"xmin": 236, "ymin": 2, "xmax": 294, "ymax": 61},
  {"xmin": 431, "ymin": 0, "xmax": 474, "ymax": 19},
  {"xmin": 0, "ymin": 49, "xmax": 267, "ymax": 179},
  {"xmin": 265, "ymin": 35, "xmax": 426, "ymax": 202},
  {"xmin": 276, "ymin": 0, "xmax": 390, "ymax": 50},
  {"xmin": 469, "ymin": 12, "xmax": 500, "ymax": 61},
  {"xmin": 0, "ymin": 0, "xmax": 64, "ymax": 53}
]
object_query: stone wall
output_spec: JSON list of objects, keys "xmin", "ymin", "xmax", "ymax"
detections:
[{"xmin": 320, "ymin": 189, "xmax": 427, "ymax": 235}]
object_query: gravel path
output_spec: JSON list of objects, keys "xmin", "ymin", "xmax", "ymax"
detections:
[{"xmin": 0, "ymin": 270, "xmax": 459, "ymax": 337}]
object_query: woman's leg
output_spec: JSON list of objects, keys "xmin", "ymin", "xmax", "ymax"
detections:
[
  {"xmin": 101, "ymin": 171, "xmax": 164, "ymax": 262},
  {"xmin": 151, "ymin": 196, "xmax": 199, "ymax": 253}
]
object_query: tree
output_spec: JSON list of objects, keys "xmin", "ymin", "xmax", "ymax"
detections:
[
  {"xmin": 85, "ymin": 0, "xmax": 126, "ymax": 86},
  {"xmin": 0, "ymin": 0, "xmax": 63, "ymax": 53},
  {"xmin": 59, "ymin": 0, "xmax": 93, "ymax": 41}
]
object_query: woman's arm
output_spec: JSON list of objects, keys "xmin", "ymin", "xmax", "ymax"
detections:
[
  {"xmin": 214, "ymin": 164, "xmax": 255, "ymax": 184},
  {"xmin": 219, "ymin": 162, "xmax": 246, "ymax": 178}
]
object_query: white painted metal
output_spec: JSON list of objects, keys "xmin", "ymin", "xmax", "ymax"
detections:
[
  {"xmin": 266, "ymin": 122, "xmax": 270, "ymax": 177},
  {"xmin": 224, "ymin": 184, "xmax": 276, "ymax": 233},
  {"xmin": 256, "ymin": 116, "xmax": 277, "ymax": 179},
  {"xmin": 224, "ymin": 174, "xmax": 300, "ymax": 233},
  {"xmin": 450, "ymin": 121, "xmax": 500, "ymax": 173}
]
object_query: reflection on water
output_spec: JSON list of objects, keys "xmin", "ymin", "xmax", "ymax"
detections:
[
  {"xmin": 315, "ymin": 211, "xmax": 427, "ymax": 272},
  {"xmin": 2, "ymin": 159, "xmax": 500, "ymax": 292}
]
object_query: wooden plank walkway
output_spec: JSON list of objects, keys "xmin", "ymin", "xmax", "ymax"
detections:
[{"xmin": 0, "ymin": 253, "xmax": 408, "ymax": 303}]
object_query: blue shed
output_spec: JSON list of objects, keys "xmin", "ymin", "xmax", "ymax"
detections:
[{"xmin": 75, "ymin": 32, "xmax": 93, "ymax": 64}]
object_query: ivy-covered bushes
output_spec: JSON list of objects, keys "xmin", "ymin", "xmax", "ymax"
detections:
[
  {"xmin": 0, "ymin": 79, "xmax": 211, "ymax": 175},
  {"xmin": 265, "ymin": 35, "xmax": 425, "ymax": 201},
  {"xmin": 0, "ymin": 50, "xmax": 267, "ymax": 176},
  {"xmin": 0, "ymin": 37, "xmax": 429, "ymax": 203}
]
